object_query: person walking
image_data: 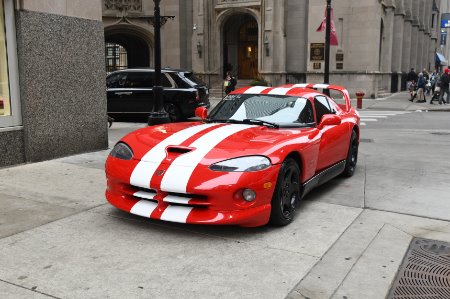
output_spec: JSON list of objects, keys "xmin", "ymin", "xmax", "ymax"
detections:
[
  {"xmin": 430, "ymin": 74, "xmax": 441, "ymax": 104},
  {"xmin": 439, "ymin": 68, "xmax": 450, "ymax": 105},
  {"xmin": 416, "ymin": 73, "xmax": 426, "ymax": 103},
  {"xmin": 224, "ymin": 71, "xmax": 237, "ymax": 95}
]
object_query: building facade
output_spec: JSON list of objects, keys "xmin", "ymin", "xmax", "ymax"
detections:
[
  {"xmin": 103, "ymin": 0, "xmax": 450, "ymax": 98},
  {"xmin": 0, "ymin": 0, "xmax": 107, "ymax": 168}
]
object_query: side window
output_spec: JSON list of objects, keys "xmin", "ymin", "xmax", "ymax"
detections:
[
  {"xmin": 161, "ymin": 73, "xmax": 174, "ymax": 88},
  {"xmin": 314, "ymin": 96, "xmax": 333, "ymax": 123},
  {"xmin": 298, "ymin": 100, "xmax": 314, "ymax": 124},
  {"xmin": 106, "ymin": 73, "xmax": 127, "ymax": 88},
  {"xmin": 124, "ymin": 72, "xmax": 154, "ymax": 88}
]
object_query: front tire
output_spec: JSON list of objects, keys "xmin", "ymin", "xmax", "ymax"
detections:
[
  {"xmin": 269, "ymin": 158, "xmax": 301, "ymax": 226},
  {"xmin": 343, "ymin": 130, "xmax": 359, "ymax": 177}
]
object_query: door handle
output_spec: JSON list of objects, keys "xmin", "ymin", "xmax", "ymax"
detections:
[{"xmin": 115, "ymin": 92, "xmax": 133, "ymax": 96}]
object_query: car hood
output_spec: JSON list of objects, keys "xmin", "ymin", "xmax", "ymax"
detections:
[{"xmin": 122, "ymin": 122, "xmax": 316, "ymax": 166}]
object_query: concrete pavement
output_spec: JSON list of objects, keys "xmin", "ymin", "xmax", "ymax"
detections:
[{"xmin": 1, "ymin": 92, "xmax": 450, "ymax": 298}]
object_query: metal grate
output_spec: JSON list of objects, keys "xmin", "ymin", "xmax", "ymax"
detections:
[{"xmin": 387, "ymin": 238, "xmax": 450, "ymax": 299}]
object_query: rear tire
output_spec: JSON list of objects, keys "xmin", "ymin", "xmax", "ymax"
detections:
[
  {"xmin": 164, "ymin": 102, "xmax": 183, "ymax": 122},
  {"xmin": 343, "ymin": 130, "xmax": 358, "ymax": 177},
  {"xmin": 269, "ymin": 158, "xmax": 301, "ymax": 226}
]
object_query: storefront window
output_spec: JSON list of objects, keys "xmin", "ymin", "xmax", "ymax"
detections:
[{"xmin": 0, "ymin": 0, "xmax": 10, "ymax": 117}]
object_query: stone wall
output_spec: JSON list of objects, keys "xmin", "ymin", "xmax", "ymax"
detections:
[{"xmin": 15, "ymin": 10, "xmax": 108, "ymax": 163}]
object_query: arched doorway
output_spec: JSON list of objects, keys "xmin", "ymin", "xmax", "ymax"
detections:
[
  {"xmin": 223, "ymin": 14, "xmax": 258, "ymax": 79},
  {"xmin": 104, "ymin": 26, "xmax": 153, "ymax": 72}
]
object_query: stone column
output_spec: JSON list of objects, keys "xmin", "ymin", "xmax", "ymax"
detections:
[
  {"xmin": 410, "ymin": 4, "xmax": 420, "ymax": 70},
  {"xmin": 393, "ymin": 0, "xmax": 405, "ymax": 91},
  {"xmin": 381, "ymin": 2, "xmax": 395, "ymax": 73}
]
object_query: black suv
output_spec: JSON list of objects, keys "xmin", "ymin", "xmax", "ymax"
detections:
[{"xmin": 106, "ymin": 68, "xmax": 210, "ymax": 121}]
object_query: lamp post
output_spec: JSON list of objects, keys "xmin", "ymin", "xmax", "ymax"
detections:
[
  {"xmin": 148, "ymin": 0, "xmax": 170, "ymax": 126},
  {"xmin": 324, "ymin": 0, "xmax": 331, "ymax": 85}
]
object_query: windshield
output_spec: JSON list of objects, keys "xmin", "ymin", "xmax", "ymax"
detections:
[{"xmin": 208, "ymin": 94, "xmax": 315, "ymax": 127}]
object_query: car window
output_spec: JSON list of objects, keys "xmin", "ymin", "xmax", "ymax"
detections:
[
  {"xmin": 184, "ymin": 72, "xmax": 206, "ymax": 86},
  {"xmin": 314, "ymin": 96, "xmax": 334, "ymax": 123},
  {"xmin": 161, "ymin": 73, "xmax": 174, "ymax": 88},
  {"xmin": 106, "ymin": 73, "xmax": 127, "ymax": 88},
  {"xmin": 209, "ymin": 94, "xmax": 314, "ymax": 126},
  {"xmin": 124, "ymin": 72, "xmax": 154, "ymax": 88}
]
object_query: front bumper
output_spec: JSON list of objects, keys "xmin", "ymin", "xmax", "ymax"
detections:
[{"xmin": 105, "ymin": 157, "xmax": 280, "ymax": 227}]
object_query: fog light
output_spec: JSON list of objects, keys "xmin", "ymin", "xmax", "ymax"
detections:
[{"xmin": 242, "ymin": 189, "xmax": 256, "ymax": 202}]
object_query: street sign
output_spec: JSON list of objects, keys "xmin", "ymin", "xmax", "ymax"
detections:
[{"xmin": 441, "ymin": 13, "xmax": 450, "ymax": 28}]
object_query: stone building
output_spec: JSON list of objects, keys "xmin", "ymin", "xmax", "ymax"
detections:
[
  {"xmin": 102, "ymin": 0, "xmax": 450, "ymax": 98},
  {"xmin": 0, "ymin": 0, "xmax": 107, "ymax": 168}
]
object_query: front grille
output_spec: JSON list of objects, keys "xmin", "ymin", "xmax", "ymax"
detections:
[{"xmin": 133, "ymin": 187, "xmax": 210, "ymax": 207}]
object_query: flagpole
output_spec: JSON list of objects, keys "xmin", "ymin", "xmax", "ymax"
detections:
[{"xmin": 324, "ymin": 0, "xmax": 331, "ymax": 85}]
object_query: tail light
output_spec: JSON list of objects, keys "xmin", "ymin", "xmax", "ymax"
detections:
[{"xmin": 195, "ymin": 90, "xmax": 200, "ymax": 101}]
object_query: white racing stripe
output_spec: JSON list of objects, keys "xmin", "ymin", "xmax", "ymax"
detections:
[
  {"xmin": 133, "ymin": 191, "xmax": 157, "ymax": 200},
  {"xmin": 268, "ymin": 87, "xmax": 292, "ymax": 95},
  {"xmin": 161, "ymin": 124, "xmax": 254, "ymax": 193},
  {"xmin": 160, "ymin": 205, "xmax": 193, "ymax": 223},
  {"xmin": 130, "ymin": 200, "xmax": 158, "ymax": 217},
  {"xmin": 163, "ymin": 194, "xmax": 191, "ymax": 205},
  {"xmin": 130, "ymin": 124, "xmax": 219, "ymax": 188},
  {"xmin": 243, "ymin": 86, "xmax": 269, "ymax": 94},
  {"xmin": 292, "ymin": 84, "xmax": 310, "ymax": 88},
  {"xmin": 313, "ymin": 84, "xmax": 330, "ymax": 89}
]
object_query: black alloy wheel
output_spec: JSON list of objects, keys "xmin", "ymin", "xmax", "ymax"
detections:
[
  {"xmin": 269, "ymin": 158, "xmax": 301, "ymax": 226},
  {"xmin": 164, "ymin": 102, "xmax": 183, "ymax": 122},
  {"xmin": 343, "ymin": 130, "xmax": 359, "ymax": 177}
]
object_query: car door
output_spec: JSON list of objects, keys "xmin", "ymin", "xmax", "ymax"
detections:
[
  {"xmin": 107, "ymin": 72, "xmax": 129, "ymax": 113},
  {"xmin": 121, "ymin": 72, "xmax": 154, "ymax": 114},
  {"xmin": 314, "ymin": 95, "xmax": 348, "ymax": 171}
]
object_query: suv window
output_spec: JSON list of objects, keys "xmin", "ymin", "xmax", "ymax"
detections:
[
  {"xmin": 161, "ymin": 73, "xmax": 174, "ymax": 88},
  {"xmin": 314, "ymin": 96, "xmax": 335, "ymax": 123},
  {"xmin": 184, "ymin": 72, "xmax": 206, "ymax": 86},
  {"xmin": 124, "ymin": 72, "xmax": 154, "ymax": 88},
  {"xmin": 106, "ymin": 73, "xmax": 127, "ymax": 88}
]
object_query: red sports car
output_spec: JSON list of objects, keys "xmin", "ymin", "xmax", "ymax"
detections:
[{"xmin": 105, "ymin": 84, "xmax": 360, "ymax": 227}]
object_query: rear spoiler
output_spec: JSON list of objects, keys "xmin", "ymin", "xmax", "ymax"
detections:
[{"xmin": 282, "ymin": 83, "xmax": 352, "ymax": 112}]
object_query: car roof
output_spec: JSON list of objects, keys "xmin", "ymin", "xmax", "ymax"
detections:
[
  {"xmin": 231, "ymin": 83, "xmax": 348, "ymax": 98},
  {"xmin": 108, "ymin": 68, "xmax": 193, "ymax": 74}
]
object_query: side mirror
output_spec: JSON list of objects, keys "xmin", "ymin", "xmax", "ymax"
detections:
[
  {"xmin": 318, "ymin": 114, "xmax": 341, "ymax": 129},
  {"xmin": 195, "ymin": 107, "xmax": 208, "ymax": 120}
]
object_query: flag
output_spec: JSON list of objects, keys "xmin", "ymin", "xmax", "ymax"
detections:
[{"xmin": 316, "ymin": 7, "xmax": 339, "ymax": 46}]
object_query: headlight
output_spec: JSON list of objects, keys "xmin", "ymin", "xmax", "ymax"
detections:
[
  {"xmin": 110, "ymin": 142, "xmax": 133, "ymax": 160},
  {"xmin": 209, "ymin": 156, "xmax": 271, "ymax": 172}
]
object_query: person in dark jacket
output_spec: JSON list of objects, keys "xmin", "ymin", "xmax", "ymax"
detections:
[
  {"xmin": 439, "ymin": 68, "xmax": 450, "ymax": 105},
  {"xmin": 415, "ymin": 73, "xmax": 426, "ymax": 103}
]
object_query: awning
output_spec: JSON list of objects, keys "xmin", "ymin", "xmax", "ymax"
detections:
[{"xmin": 436, "ymin": 52, "xmax": 448, "ymax": 66}]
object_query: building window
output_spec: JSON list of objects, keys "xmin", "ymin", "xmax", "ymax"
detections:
[
  {"xmin": 105, "ymin": 43, "xmax": 128, "ymax": 73},
  {"xmin": 0, "ymin": 0, "xmax": 21, "ymax": 128},
  {"xmin": 0, "ymin": 0, "xmax": 10, "ymax": 117}
]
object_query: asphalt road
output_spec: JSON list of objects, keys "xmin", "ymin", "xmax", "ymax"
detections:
[{"xmin": 1, "ymin": 111, "xmax": 450, "ymax": 299}]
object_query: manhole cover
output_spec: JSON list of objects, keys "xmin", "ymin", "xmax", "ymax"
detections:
[
  {"xmin": 387, "ymin": 238, "xmax": 450, "ymax": 299},
  {"xmin": 431, "ymin": 132, "xmax": 450, "ymax": 136},
  {"xmin": 360, "ymin": 138, "xmax": 374, "ymax": 143}
]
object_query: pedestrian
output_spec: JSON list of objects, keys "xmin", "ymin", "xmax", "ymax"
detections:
[
  {"xmin": 430, "ymin": 75, "xmax": 441, "ymax": 104},
  {"xmin": 439, "ymin": 68, "xmax": 450, "ymax": 105},
  {"xmin": 224, "ymin": 71, "xmax": 237, "ymax": 95},
  {"xmin": 415, "ymin": 73, "xmax": 426, "ymax": 103},
  {"xmin": 407, "ymin": 68, "xmax": 418, "ymax": 101}
]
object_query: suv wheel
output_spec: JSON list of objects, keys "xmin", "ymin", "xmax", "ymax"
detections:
[{"xmin": 164, "ymin": 102, "xmax": 183, "ymax": 122}]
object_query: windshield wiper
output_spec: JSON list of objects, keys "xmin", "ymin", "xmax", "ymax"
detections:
[
  {"xmin": 242, "ymin": 119, "xmax": 279, "ymax": 128},
  {"xmin": 205, "ymin": 118, "xmax": 243, "ymax": 124}
]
